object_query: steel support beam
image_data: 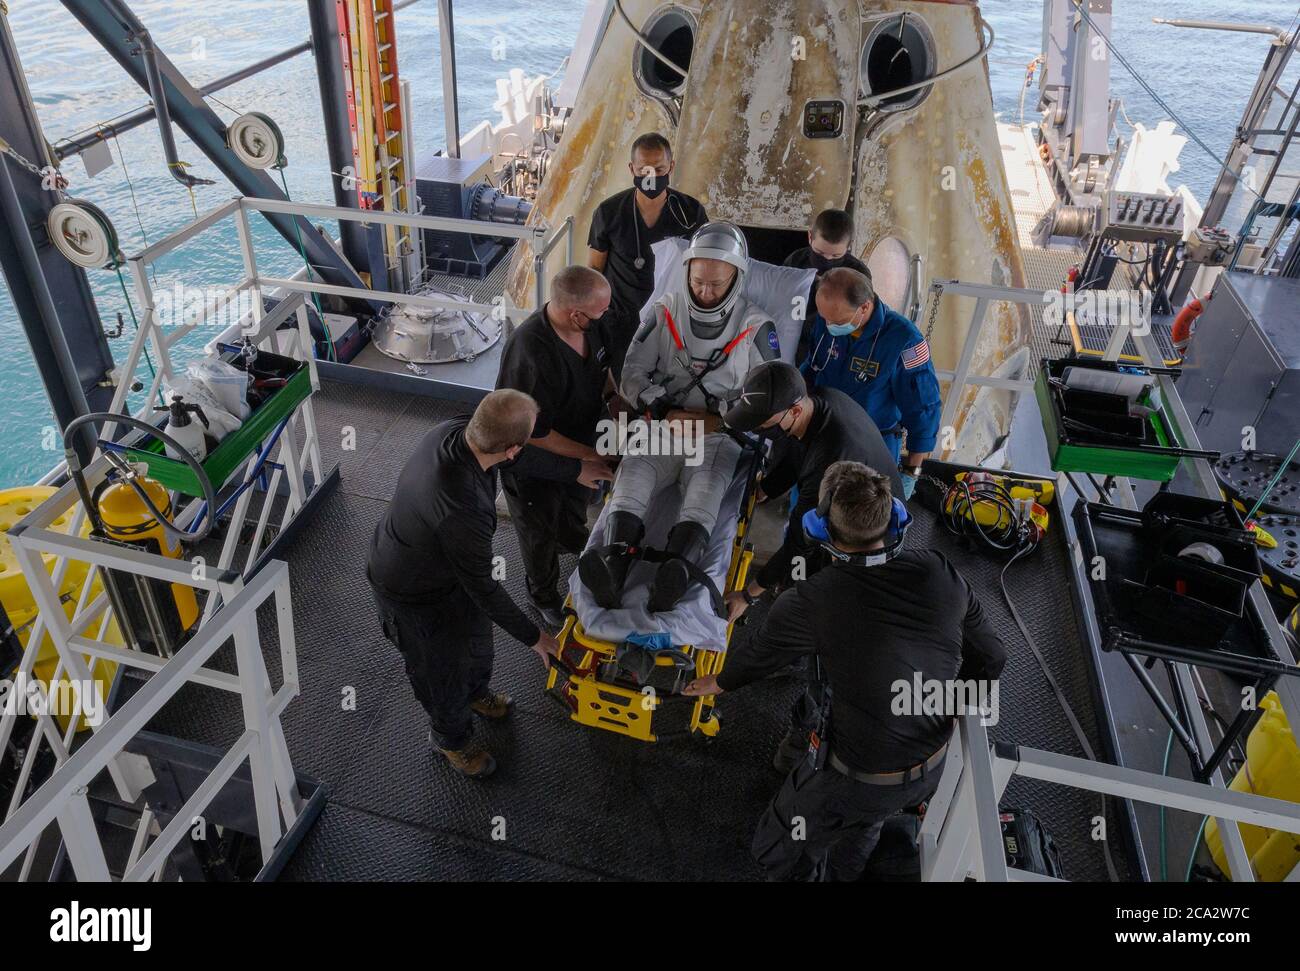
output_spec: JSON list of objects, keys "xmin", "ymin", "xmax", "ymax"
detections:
[
  {"xmin": 308, "ymin": 0, "xmax": 370, "ymax": 274},
  {"xmin": 59, "ymin": 0, "xmax": 377, "ymax": 311},
  {"xmin": 438, "ymin": 0, "xmax": 461, "ymax": 158},
  {"xmin": 0, "ymin": 6, "xmax": 115, "ymax": 457}
]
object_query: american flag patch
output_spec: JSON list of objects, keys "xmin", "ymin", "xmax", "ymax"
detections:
[{"xmin": 902, "ymin": 340, "xmax": 931, "ymax": 370}]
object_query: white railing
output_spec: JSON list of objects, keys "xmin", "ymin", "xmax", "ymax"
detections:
[
  {"xmin": 921, "ymin": 714, "xmax": 1300, "ymax": 882},
  {"xmin": 928, "ymin": 276, "xmax": 1300, "ymax": 881},
  {"xmin": 1, "ymin": 469, "xmax": 300, "ymax": 880}
]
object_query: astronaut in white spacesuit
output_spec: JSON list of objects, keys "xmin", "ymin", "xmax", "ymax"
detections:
[{"xmin": 579, "ymin": 222, "xmax": 779, "ymax": 612}]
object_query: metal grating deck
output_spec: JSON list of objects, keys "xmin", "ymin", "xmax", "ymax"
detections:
[{"xmin": 127, "ymin": 379, "xmax": 1124, "ymax": 881}]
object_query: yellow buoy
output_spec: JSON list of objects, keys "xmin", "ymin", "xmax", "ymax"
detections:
[
  {"xmin": 0, "ymin": 486, "xmax": 119, "ymax": 732},
  {"xmin": 1206, "ymin": 689, "xmax": 1300, "ymax": 880}
]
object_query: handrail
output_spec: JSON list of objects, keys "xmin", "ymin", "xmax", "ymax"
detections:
[
  {"xmin": 922, "ymin": 715, "xmax": 1300, "ymax": 881},
  {"xmin": 0, "ymin": 561, "xmax": 294, "ymax": 877}
]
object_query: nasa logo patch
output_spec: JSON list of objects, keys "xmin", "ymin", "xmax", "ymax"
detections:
[{"xmin": 767, "ymin": 328, "xmax": 780, "ymax": 354}]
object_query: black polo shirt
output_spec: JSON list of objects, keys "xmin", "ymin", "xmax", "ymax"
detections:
[
  {"xmin": 367, "ymin": 418, "xmax": 540, "ymax": 645},
  {"xmin": 495, "ymin": 305, "xmax": 611, "ymax": 482},
  {"xmin": 755, "ymin": 386, "xmax": 903, "ymax": 589},
  {"xmin": 719, "ymin": 549, "xmax": 1006, "ymax": 773},
  {"xmin": 588, "ymin": 187, "xmax": 707, "ymax": 319}
]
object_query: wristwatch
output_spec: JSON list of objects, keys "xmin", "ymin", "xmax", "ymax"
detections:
[{"xmin": 742, "ymin": 587, "xmax": 761, "ymax": 606}]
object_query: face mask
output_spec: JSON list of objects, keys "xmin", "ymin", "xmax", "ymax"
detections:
[
  {"xmin": 809, "ymin": 252, "xmax": 845, "ymax": 272},
  {"xmin": 826, "ymin": 306, "xmax": 864, "ymax": 337},
  {"xmin": 761, "ymin": 410, "xmax": 793, "ymax": 441},
  {"xmin": 634, "ymin": 171, "xmax": 669, "ymax": 198}
]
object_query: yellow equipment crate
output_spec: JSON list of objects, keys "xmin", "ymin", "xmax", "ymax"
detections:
[{"xmin": 546, "ymin": 479, "xmax": 759, "ymax": 743}]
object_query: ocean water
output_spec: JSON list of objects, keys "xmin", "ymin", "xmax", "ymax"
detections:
[{"xmin": 1, "ymin": 0, "xmax": 1297, "ymax": 486}]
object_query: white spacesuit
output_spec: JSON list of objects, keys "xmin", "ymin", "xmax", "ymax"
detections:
[{"xmin": 580, "ymin": 222, "xmax": 778, "ymax": 612}]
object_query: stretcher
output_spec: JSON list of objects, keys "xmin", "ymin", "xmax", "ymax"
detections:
[{"xmin": 546, "ymin": 444, "xmax": 763, "ymax": 742}]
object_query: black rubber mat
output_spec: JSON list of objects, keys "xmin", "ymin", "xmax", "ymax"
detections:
[{"xmin": 136, "ymin": 378, "xmax": 1122, "ymax": 881}]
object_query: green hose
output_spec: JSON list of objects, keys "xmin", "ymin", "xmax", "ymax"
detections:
[
  {"xmin": 1246, "ymin": 436, "xmax": 1300, "ymax": 520},
  {"xmin": 1159, "ymin": 729, "xmax": 1173, "ymax": 881},
  {"xmin": 1185, "ymin": 816, "xmax": 1209, "ymax": 882}
]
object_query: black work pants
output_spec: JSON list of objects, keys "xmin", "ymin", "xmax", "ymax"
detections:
[
  {"xmin": 502, "ymin": 474, "xmax": 591, "ymax": 607},
  {"xmin": 752, "ymin": 757, "xmax": 941, "ymax": 882},
  {"xmin": 371, "ymin": 589, "xmax": 493, "ymax": 750}
]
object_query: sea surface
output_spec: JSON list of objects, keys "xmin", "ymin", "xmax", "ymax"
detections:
[{"xmin": 1, "ymin": 0, "xmax": 1297, "ymax": 486}]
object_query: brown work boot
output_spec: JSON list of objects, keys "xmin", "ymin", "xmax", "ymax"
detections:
[
  {"xmin": 470, "ymin": 691, "xmax": 513, "ymax": 720},
  {"xmin": 437, "ymin": 744, "xmax": 497, "ymax": 778}
]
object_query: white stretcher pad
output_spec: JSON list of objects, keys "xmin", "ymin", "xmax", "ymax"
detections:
[{"xmin": 569, "ymin": 454, "xmax": 754, "ymax": 652}]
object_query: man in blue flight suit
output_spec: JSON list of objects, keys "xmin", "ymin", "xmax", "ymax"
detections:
[{"xmin": 801, "ymin": 267, "xmax": 940, "ymax": 498}]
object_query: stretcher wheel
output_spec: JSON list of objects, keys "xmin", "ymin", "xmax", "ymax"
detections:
[{"xmin": 694, "ymin": 707, "xmax": 722, "ymax": 743}]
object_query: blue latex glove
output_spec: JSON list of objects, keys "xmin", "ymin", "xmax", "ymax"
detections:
[
  {"xmin": 626, "ymin": 631, "xmax": 673, "ymax": 652},
  {"xmin": 900, "ymin": 471, "xmax": 918, "ymax": 500}
]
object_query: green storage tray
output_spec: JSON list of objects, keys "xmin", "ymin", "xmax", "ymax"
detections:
[
  {"xmin": 122, "ymin": 359, "xmax": 312, "ymax": 498},
  {"xmin": 1036, "ymin": 358, "xmax": 1214, "ymax": 482}
]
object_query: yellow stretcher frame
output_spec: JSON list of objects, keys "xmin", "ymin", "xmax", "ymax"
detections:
[{"xmin": 545, "ymin": 468, "xmax": 760, "ymax": 743}]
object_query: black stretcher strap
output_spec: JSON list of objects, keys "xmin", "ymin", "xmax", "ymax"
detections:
[{"xmin": 586, "ymin": 543, "xmax": 727, "ymax": 619}]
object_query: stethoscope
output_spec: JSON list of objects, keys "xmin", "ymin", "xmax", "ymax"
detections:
[
  {"xmin": 631, "ymin": 190, "xmax": 699, "ymax": 270},
  {"xmin": 807, "ymin": 312, "xmax": 885, "ymax": 383}
]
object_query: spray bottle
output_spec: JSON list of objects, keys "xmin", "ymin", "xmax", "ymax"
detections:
[{"xmin": 156, "ymin": 394, "xmax": 210, "ymax": 461}]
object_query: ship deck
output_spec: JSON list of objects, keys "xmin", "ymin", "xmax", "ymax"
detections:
[{"xmin": 126, "ymin": 377, "xmax": 1128, "ymax": 881}]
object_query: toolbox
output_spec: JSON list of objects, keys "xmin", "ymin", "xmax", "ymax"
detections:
[
  {"xmin": 1072, "ymin": 494, "xmax": 1285, "ymax": 675},
  {"xmin": 119, "ymin": 347, "xmax": 312, "ymax": 498},
  {"xmin": 1036, "ymin": 357, "xmax": 1216, "ymax": 481}
]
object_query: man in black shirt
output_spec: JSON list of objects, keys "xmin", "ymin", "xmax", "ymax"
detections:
[
  {"xmin": 783, "ymin": 209, "xmax": 873, "ymax": 366},
  {"xmin": 685, "ymin": 462, "xmax": 1005, "ymax": 881},
  {"xmin": 723, "ymin": 361, "xmax": 902, "ymax": 607},
  {"xmin": 368, "ymin": 390, "xmax": 561, "ymax": 779},
  {"xmin": 587, "ymin": 132, "xmax": 707, "ymax": 378},
  {"xmin": 723, "ymin": 361, "xmax": 905, "ymax": 771},
  {"xmin": 496, "ymin": 266, "xmax": 617, "ymax": 627}
]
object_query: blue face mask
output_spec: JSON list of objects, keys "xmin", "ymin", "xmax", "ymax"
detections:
[{"xmin": 826, "ymin": 307, "xmax": 864, "ymax": 337}]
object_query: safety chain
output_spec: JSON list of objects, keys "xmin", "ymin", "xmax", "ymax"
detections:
[
  {"xmin": 922, "ymin": 282, "xmax": 944, "ymax": 342},
  {"xmin": 0, "ymin": 135, "xmax": 67, "ymax": 189}
]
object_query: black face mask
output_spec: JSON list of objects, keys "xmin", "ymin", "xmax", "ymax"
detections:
[
  {"xmin": 634, "ymin": 171, "xmax": 669, "ymax": 199},
  {"xmin": 809, "ymin": 252, "xmax": 846, "ymax": 272},
  {"xmin": 760, "ymin": 410, "xmax": 793, "ymax": 441}
]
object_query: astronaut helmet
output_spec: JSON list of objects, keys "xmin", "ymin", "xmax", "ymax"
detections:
[{"xmin": 683, "ymin": 221, "xmax": 749, "ymax": 324}]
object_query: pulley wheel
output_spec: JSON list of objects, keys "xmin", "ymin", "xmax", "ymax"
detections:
[
  {"xmin": 46, "ymin": 199, "xmax": 120, "ymax": 269},
  {"xmin": 226, "ymin": 111, "xmax": 287, "ymax": 170}
]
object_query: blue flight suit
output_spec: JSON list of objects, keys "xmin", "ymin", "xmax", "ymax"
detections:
[{"xmin": 800, "ymin": 298, "xmax": 941, "ymax": 462}]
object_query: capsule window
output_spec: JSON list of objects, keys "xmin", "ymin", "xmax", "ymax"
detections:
[
  {"xmin": 860, "ymin": 14, "xmax": 935, "ymax": 111},
  {"xmin": 634, "ymin": 7, "xmax": 695, "ymax": 99},
  {"xmin": 867, "ymin": 235, "xmax": 913, "ymax": 311}
]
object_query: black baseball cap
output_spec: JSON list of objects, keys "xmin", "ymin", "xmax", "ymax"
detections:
[{"xmin": 724, "ymin": 360, "xmax": 807, "ymax": 432}]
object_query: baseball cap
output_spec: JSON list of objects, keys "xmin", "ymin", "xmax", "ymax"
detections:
[{"xmin": 724, "ymin": 360, "xmax": 807, "ymax": 432}]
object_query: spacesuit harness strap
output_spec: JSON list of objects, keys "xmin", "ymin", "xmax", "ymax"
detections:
[{"xmin": 656, "ymin": 305, "xmax": 755, "ymax": 415}]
